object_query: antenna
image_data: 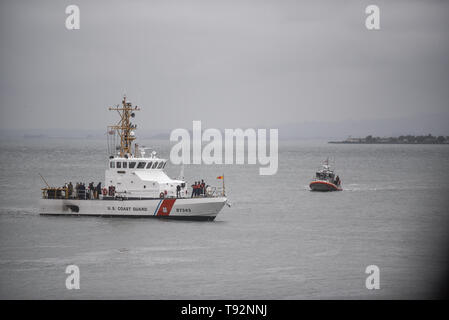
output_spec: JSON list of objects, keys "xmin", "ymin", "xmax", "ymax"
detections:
[{"xmin": 38, "ymin": 173, "xmax": 51, "ymax": 188}]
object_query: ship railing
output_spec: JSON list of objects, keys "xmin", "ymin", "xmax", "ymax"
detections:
[
  {"xmin": 190, "ymin": 186, "xmax": 225, "ymax": 198},
  {"xmin": 42, "ymin": 187, "xmax": 70, "ymax": 199},
  {"xmin": 42, "ymin": 187, "xmax": 101, "ymax": 200}
]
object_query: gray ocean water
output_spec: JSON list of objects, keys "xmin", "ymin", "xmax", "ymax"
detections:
[{"xmin": 0, "ymin": 138, "xmax": 448, "ymax": 299}]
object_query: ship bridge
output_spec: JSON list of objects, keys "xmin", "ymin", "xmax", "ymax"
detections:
[{"xmin": 106, "ymin": 155, "xmax": 186, "ymax": 199}]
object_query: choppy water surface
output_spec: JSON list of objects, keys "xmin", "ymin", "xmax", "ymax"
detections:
[{"xmin": 0, "ymin": 138, "xmax": 448, "ymax": 299}]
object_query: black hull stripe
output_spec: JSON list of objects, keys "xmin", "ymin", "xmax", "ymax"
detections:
[{"xmin": 40, "ymin": 213, "xmax": 216, "ymax": 221}]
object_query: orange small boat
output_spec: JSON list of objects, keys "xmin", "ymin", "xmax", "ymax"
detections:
[{"xmin": 309, "ymin": 159, "xmax": 342, "ymax": 192}]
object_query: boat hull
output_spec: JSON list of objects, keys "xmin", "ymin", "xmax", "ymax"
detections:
[
  {"xmin": 40, "ymin": 197, "xmax": 227, "ymax": 221},
  {"xmin": 309, "ymin": 181, "xmax": 342, "ymax": 192}
]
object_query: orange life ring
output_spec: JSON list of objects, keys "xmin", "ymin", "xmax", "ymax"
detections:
[{"xmin": 102, "ymin": 188, "xmax": 107, "ymax": 196}]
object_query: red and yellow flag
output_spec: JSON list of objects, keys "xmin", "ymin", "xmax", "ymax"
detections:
[{"xmin": 217, "ymin": 176, "xmax": 223, "ymax": 180}]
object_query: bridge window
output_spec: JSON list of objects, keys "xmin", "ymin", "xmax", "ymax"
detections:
[
  {"xmin": 110, "ymin": 161, "xmax": 115, "ymax": 168},
  {"xmin": 129, "ymin": 162, "xmax": 136, "ymax": 169},
  {"xmin": 152, "ymin": 161, "xmax": 158, "ymax": 169},
  {"xmin": 157, "ymin": 162, "xmax": 164, "ymax": 169},
  {"xmin": 146, "ymin": 161, "xmax": 153, "ymax": 169},
  {"xmin": 123, "ymin": 162, "xmax": 127, "ymax": 168},
  {"xmin": 116, "ymin": 162, "xmax": 121, "ymax": 168},
  {"xmin": 162, "ymin": 162, "xmax": 167, "ymax": 168},
  {"xmin": 137, "ymin": 162, "xmax": 146, "ymax": 169}
]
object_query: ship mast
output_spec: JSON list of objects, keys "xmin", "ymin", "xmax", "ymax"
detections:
[{"xmin": 108, "ymin": 96, "xmax": 140, "ymax": 157}]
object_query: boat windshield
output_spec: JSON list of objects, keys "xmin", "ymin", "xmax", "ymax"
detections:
[{"xmin": 316, "ymin": 171, "xmax": 333, "ymax": 180}]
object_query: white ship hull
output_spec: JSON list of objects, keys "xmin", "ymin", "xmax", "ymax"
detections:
[{"xmin": 40, "ymin": 197, "xmax": 227, "ymax": 221}]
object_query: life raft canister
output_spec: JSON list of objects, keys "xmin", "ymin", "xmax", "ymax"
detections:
[
  {"xmin": 102, "ymin": 188, "xmax": 107, "ymax": 196},
  {"xmin": 159, "ymin": 192, "xmax": 165, "ymax": 198}
]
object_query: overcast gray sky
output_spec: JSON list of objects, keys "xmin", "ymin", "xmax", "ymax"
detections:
[{"xmin": 1, "ymin": 0, "xmax": 448, "ymax": 133}]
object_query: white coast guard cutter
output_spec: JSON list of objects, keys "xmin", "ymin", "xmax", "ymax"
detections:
[{"xmin": 40, "ymin": 96, "xmax": 227, "ymax": 221}]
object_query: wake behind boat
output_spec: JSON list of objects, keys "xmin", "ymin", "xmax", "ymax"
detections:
[
  {"xmin": 39, "ymin": 96, "xmax": 227, "ymax": 221},
  {"xmin": 309, "ymin": 159, "xmax": 342, "ymax": 192}
]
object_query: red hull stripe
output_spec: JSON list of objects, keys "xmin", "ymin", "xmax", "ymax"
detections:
[
  {"xmin": 156, "ymin": 199, "xmax": 176, "ymax": 216},
  {"xmin": 309, "ymin": 181, "xmax": 341, "ymax": 190}
]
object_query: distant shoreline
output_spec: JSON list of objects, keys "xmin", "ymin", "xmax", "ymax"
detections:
[
  {"xmin": 328, "ymin": 142, "xmax": 448, "ymax": 144},
  {"xmin": 329, "ymin": 134, "xmax": 449, "ymax": 144}
]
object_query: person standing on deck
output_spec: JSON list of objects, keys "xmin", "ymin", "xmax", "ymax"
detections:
[
  {"xmin": 68, "ymin": 182, "xmax": 73, "ymax": 198},
  {"xmin": 96, "ymin": 182, "xmax": 101, "ymax": 199},
  {"xmin": 201, "ymin": 180, "xmax": 205, "ymax": 196},
  {"xmin": 191, "ymin": 182, "xmax": 196, "ymax": 198},
  {"xmin": 194, "ymin": 182, "xmax": 199, "ymax": 197}
]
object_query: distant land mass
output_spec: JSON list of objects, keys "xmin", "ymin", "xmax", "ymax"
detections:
[{"xmin": 329, "ymin": 134, "xmax": 449, "ymax": 144}]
